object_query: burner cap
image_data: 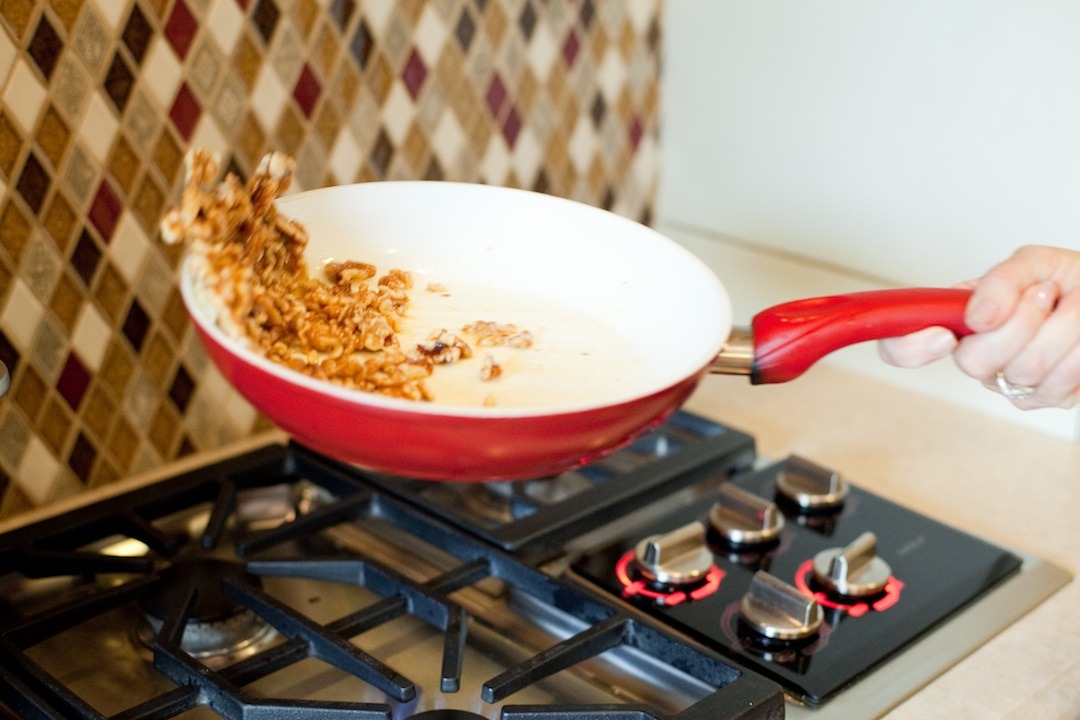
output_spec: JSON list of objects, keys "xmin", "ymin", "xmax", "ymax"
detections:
[{"xmin": 143, "ymin": 558, "xmax": 258, "ymax": 623}]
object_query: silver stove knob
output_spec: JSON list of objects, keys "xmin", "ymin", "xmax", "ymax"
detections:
[
  {"xmin": 708, "ymin": 484, "xmax": 784, "ymax": 546},
  {"xmin": 775, "ymin": 456, "xmax": 848, "ymax": 510},
  {"xmin": 812, "ymin": 531, "xmax": 892, "ymax": 597},
  {"xmin": 633, "ymin": 521, "xmax": 714, "ymax": 585},
  {"xmin": 740, "ymin": 570, "xmax": 823, "ymax": 641}
]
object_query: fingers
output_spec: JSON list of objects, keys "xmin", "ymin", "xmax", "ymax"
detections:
[
  {"xmin": 965, "ymin": 245, "xmax": 1080, "ymax": 331},
  {"xmin": 999, "ymin": 289, "xmax": 1080, "ymax": 408},
  {"xmin": 878, "ymin": 327, "xmax": 958, "ymax": 368},
  {"xmin": 952, "ymin": 281, "xmax": 1059, "ymax": 405}
]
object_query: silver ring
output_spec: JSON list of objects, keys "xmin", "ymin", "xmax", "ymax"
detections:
[{"xmin": 995, "ymin": 371, "xmax": 1036, "ymax": 401}]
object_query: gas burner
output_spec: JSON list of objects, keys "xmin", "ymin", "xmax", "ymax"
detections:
[
  {"xmin": 457, "ymin": 483, "xmax": 521, "ymax": 525},
  {"xmin": 134, "ymin": 558, "xmax": 276, "ymax": 667},
  {"xmin": 357, "ymin": 411, "xmax": 757, "ymax": 560}
]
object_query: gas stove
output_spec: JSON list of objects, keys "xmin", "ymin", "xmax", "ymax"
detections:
[{"xmin": 0, "ymin": 412, "xmax": 1068, "ymax": 720}]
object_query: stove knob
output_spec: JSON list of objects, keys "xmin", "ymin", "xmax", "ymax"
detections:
[
  {"xmin": 708, "ymin": 484, "xmax": 784, "ymax": 546},
  {"xmin": 740, "ymin": 570, "xmax": 823, "ymax": 641},
  {"xmin": 633, "ymin": 521, "xmax": 714, "ymax": 585},
  {"xmin": 812, "ymin": 531, "xmax": 892, "ymax": 597},
  {"xmin": 775, "ymin": 456, "xmax": 848, "ymax": 510}
]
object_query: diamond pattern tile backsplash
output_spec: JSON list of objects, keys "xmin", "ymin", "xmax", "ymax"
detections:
[{"xmin": 0, "ymin": 0, "xmax": 663, "ymax": 518}]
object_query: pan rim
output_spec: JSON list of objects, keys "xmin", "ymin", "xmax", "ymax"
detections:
[{"xmin": 179, "ymin": 180, "xmax": 733, "ymax": 420}]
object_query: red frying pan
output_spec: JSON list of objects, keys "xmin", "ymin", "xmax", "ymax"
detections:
[{"xmin": 181, "ymin": 182, "xmax": 971, "ymax": 481}]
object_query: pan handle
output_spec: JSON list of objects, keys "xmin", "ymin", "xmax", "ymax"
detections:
[{"xmin": 714, "ymin": 288, "xmax": 974, "ymax": 384}]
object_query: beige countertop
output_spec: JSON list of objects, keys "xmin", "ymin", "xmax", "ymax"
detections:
[{"xmin": 683, "ymin": 365, "xmax": 1080, "ymax": 720}]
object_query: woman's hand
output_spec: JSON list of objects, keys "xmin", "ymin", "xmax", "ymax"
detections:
[{"xmin": 878, "ymin": 245, "xmax": 1080, "ymax": 409}]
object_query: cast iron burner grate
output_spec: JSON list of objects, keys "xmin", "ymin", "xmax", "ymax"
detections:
[
  {"xmin": 0, "ymin": 444, "xmax": 782, "ymax": 720},
  {"xmin": 357, "ymin": 411, "xmax": 756, "ymax": 562}
]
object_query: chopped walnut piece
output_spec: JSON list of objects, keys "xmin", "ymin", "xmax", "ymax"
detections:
[
  {"xmin": 480, "ymin": 353, "xmax": 502, "ymax": 381},
  {"xmin": 461, "ymin": 320, "xmax": 534, "ymax": 348},
  {"xmin": 426, "ymin": 282, "xmax": 448, "ymax": 293},
  {"xmin": 416, "ymin": 329, "xmax": 472, "ymax": 364}
]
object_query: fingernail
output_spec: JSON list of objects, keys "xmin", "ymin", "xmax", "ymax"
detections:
[
  {"xmin": 1032, "ymin": 281, "xmax": 1058, "ymax": 311},
  {"xmin": 928, "ymin": 329, "xmax": 957, "ymax": 357},
  {"xmin": 966, "ymin": 300, "xmax": 1000, "ymax": 330}
]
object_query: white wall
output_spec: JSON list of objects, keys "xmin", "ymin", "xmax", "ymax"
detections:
[{"xmin": 658, "ymin": 1, "xmax": 1080, "ymax": 438}]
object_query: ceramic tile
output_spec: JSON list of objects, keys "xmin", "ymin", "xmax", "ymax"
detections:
[
  {"xmin": 292, "ymin": 0, "xmax": 318, "ymax": 39},
  {"xmin": 0, "ymin": 111, "xmax": 21, "ymax": 178},
  {"xmin": 147, "ymin": 401, "xmax": 178, "ymax": 456},
  {"xmin": 72, "ymin": 5, "xmax": 109, "ymax": 75},
  {"xmin": 141, "ymin": 35, "xmax": 183, "ymax": 108},
  {"xmin": 350, "ymin": 17, "xmax": 373, "ymax": 69},
  {"xmin": 88, "ymin": 178, "xmax": 121, "ymax": 241},
  {"xmin": 69, "ymin": 228, "xmax": 101, "ymax": 286},
  {"xmin": 120, "ymin": 295, "xmax": 149, "ymax": 351},
  {"xmin": 107, "ymin": 413, "xmax": 138, "ymax": 471},
  {"xmin": 91, "ymin": 260, "xmax": 127, "ymax": 322},
  {"xmin": 62, "ymin": 143, "xmax": 96, "ymax": 203},
  {"xmin": 30, "ymin": 315, "xmax": 64, "ymax": 382},
  {"xmin": 121, "ymin": 3, "xmax": 153, "ymax": 65},
  {"xmin": 270, "ymin": 22, "xmax": 303, "ymax": 89},
  {"xmin": 206, "ymin": 0, "xmax": 243, "ymax": 57},
  {"xmin": 70, "ymin": 300, "xmax": 110, "ymax": 372},
  {"xmin": 65, "ymin": 430, "xmax": 96, "ymax": 482},
  {"xmin": 0, "ymin": 406, "xmax": 31, "ymax": 478},
  {"xmin": 43, "ymin": 191, "xmax": 77, "ymax": 253},
  {"xmin": 312, "ymin": 21, "xmax": 339, "ymax": 77},
  {"xmin": 251, "ymin": 0, "xmax": 280, "ymax": 45},
  {"xmin": 80, "ymin": 382, "xmax": 115, "ymax": 442},
  {"xmin": 27, "ymin": 11, "xmax": 61, "ymax": 81},
  {"xmin": 187, "ymin": 36, "xmax": 221, "ymax": 101},
  {"xmin": 21, "ymin": 234, "xmax": 60, "ymax": 304},
  {"xmin": 0, "ymin": 0, "xmax": 37, "ymax": 42},
  {"xmin": 250, "ymin": 60, "xmax": 287, "ymax": 132},
  {"xmin": 124, "ymin": 366, "xmax": 157, "ymax": 430},
  {"xmin": 130, "ymin": 171, "xmax": 164, "ymax": 234},
  {"xmin": 4, "ymin": 59, "xmax": 47, "ymax": 136},
  {"xmin": 51, "ymin": 56, "xmax": 89, "ymax": 122},
  {"xmin": 99, "ymin": 338, "xmax": 134, "ymax": 397},
  {"xmin": 40, "ymin": 390, "xmax": 74, "ymax": 450},
  {"xmin": 103, "ymin": 51, "xmax": 136, "ymax": 113},
  {"xmin": 0, "ymin": 278, "xmax": 41, "ymax": 351},
  {"xmin": 164, "ymin": 0, "xmax": 197, "ymax": 60},
  {"xmin": 36, "ymin": 104, "xmax": 69, "ymax": 170},
  {"xmin": 49, "ymin": 269, "xmax": 82, "ymax": 332},
  {"xmin": 134, "ymin": 249, "xmax": 172, "ymax": 318},
  {"xmin": 232, "ymin": 32, "xmax": 262, "ymax": 89},
  {"xmin": 108, "ymin": 134, "xmax": 140, "ymax": 196},
  {"xmin": 89, "ymin": 0, "xmax": 127, "ymax": 33},
  {"xmin": 15, "ymin": 150, "xmax": 48, "ymax": 214},
  {"xmin": 12, "ymin": 363, "xmax": 45, "ymax": 423},
  {"xmin": 78, "ymin": 92, "xmax": 119, "ymax": 166}
]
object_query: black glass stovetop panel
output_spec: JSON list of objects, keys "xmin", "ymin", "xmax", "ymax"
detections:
[
  {"xmin": 354, "ymin": 411, "xmax": 756, "ymax": 561},
  {"xmin": 570, "ymin": 457, "xmax": 1023, "ymax": 706}
]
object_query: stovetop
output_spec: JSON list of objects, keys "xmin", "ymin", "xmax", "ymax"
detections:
[{"xmin": 0, "ymin": 411, "xmax": 1069, "ymax": 720}]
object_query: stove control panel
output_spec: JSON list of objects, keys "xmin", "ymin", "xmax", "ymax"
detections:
[{"xmin": 570, "ymin": 456, "xmax": 1023, "ymax": 706}]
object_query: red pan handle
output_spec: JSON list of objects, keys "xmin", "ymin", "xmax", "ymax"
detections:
[{"xmin": 747, "ymin": 288, "xmax": 974, "ymax": 384}]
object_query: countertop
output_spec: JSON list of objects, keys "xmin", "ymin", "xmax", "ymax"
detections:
[{"xmin": 683, "ymin": 365, "xmax": 1080, "ymax": 720}]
